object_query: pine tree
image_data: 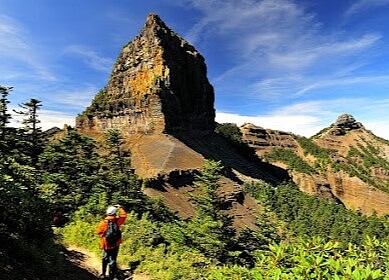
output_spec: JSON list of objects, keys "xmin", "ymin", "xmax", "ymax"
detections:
[
  {"xmin": 101, "ymin": 129, "xmax": 145, "ymax": 211},
  {"xmin": 106, "ymin": 129, "xmax": 127, "ymax": 173},
  {"xmin": 184, "ymin": 160, "xmax": 236, "ymax": 261},
  {"xmin": 38, "ymin": 129, "xmax": 100, "ymax": 210},
  {"xmin": 14, "ymin": 98, "xmax": 44, "ymax": 164},
  {"xmin": 0, "ymin": 86, "xmax": 12, "ymax": 151}
]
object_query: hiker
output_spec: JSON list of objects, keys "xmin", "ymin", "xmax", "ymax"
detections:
[
  {"xmin": 96, "ymin": 204, "xmax": 127, "ymax": 279},
  {"xmin": 51, "ymin": 210, "xmax": 69, "ymax": 227}
]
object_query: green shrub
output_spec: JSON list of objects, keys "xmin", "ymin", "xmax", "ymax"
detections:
[{"xmin": 265, "ymin": 148, "xmax": 315, "ymax": 174}]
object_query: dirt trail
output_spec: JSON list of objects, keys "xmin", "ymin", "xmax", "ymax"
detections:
[
  {"xmin": 65, "ymin": 246, "xmax": 100, "ymax": 276},
  {"xmin": 64, "ymin": 245, "xmax": 151, "ymax": 280}
]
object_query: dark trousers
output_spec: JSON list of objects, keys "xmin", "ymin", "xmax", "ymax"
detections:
[{"xmin": 102, "ymin": 247, "xmax": 119, "ymax": 278}]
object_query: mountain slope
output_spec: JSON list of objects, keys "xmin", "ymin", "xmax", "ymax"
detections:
[{"xmin": 240, "ymin": 114, "xmax": 389, "ymax": 216}]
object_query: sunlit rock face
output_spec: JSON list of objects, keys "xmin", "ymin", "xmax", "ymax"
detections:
[{"xmin": 76, "ymin": 13, "xmax": 215, "ymax": 136}]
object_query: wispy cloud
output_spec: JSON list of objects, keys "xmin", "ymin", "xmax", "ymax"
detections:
[
  {"xmin": 345, "ymin": 0, "xmax": 389, "ymax": 17},
  {"xmin": 182, "ymin": 0, "xmax": 382, "ymax": 100},
  {"xmin": 64, "ymin": 45, "xmax": 114, "ymax": 73},
  {"xmin": 0, "ymin": 14, "xmax": 56, "ymax": 81},
  {"xmin": 48, "ymin": 85, "xmax": 100, "ymax": 110},
  {"xmin": 295, "ymin": 75, "xmax": 389, "ymax": 96}
]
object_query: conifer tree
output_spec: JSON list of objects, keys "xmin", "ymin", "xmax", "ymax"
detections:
[
  {"xmin": 38, "ymin": 129, "xmax": 100, "ymax": 210},
  {"xmin": 185, "ymin": 160, "xmax": 236, "ymax": 261},
  {"xmin": 106, "ymin": 129, "xmax": 127, "ymax": 173},
  {"xmin": 0, "ymin": 86, "xmax": 12, "ymax": 152},
  {"xmin": 0, "ymin": 86, "xmax": 12, "ymax": 139},
  {"xmin": 102, "ymin": 129, "xmax": 145, "ymax": 212},
  {"xmin": 14, "ymin": 98, "xmax": 44, "ymax": 164}
]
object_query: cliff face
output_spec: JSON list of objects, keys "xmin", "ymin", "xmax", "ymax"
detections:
[
  {"xmin": 76, "ymin": 14, "xmax": 215, "ymax": 136},
  {"xmin": 241, "ymin": 116, "xmax": 389, "ymax": 216}
]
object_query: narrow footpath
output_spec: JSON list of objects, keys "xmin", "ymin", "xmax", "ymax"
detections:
[{"xmin": 63, "ymin": 245, "xmax": 150, "ymax": 280}]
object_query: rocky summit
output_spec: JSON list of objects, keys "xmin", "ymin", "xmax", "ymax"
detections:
[
  {"xmin": 329, "ymin": 114, "xmax": 364, "ymax": 136},
  {"xmin": 76, "ymin": 13, "xmax": 215, "ymax": 136},
  {"xmin": 241, "ymin": 115, "xmax": 389, "ymax": 216},
  {"xmin": 76, "ymin": 14, "xmax": 219, "ymax": 179}
]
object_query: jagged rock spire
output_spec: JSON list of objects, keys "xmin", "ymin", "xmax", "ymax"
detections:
[{"xmin": 76, "ymin": 13, "xmax": 215, "ymax": 135}]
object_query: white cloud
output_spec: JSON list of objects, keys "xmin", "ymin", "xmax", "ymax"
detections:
[
  {"xmin": 345, "ymin": 0, "xmax": 389, "ymax": 17},
  {"xmin": 182, "ymin": 0, "xmax": 383, "ymax": 103},
  {"xmin": 364, "ymin": 120, "xmax": 389, "ymax": 140},
  {"xmin": 64, "ymin": 45, "xmax": 114, "ymax": 73},
  {"xmin": 0, "ymin": 14, "xmax": 56, "ymax": 81},
  {"xmin": 216, "ymin": 111, "xmax": 322, "ymax": 137},
  {"xmin": 10, "ymin": 108, "xmax": 75, "ymax": 131},
  {"xmin": 39, "ymin": 110, "xmax": 75, "ymax": 130}
]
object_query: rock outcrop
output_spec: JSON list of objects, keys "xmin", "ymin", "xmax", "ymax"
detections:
[
  {"xmin": 329, "ymin": 114, "xmax": 364, "ymax": 136},
  {"xmin": 76, "ymin": 13, "xmax": 215, "ymax": 136},
  {"xmin": 241, "ymin": 116, "xmax": 389, "ymax": 216},
  {"xmin": 240, "ymin": 123, "xmax": 298, "ymax": 155}
]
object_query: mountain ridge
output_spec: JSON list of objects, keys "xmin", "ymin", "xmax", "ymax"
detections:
[{"xmin": 240, "ymin": 114, "xmax": 389, "ymax": 216}]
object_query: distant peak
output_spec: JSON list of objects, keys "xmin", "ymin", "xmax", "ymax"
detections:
[
  {"xmin": 335, "ymin": 114, "xmax": 363, "ymax": 128},
  {"xmin": 336, "ymin": 114, "xmax": 355, "ymax": 125},
  {"xmin": 328, "ymin": 113, "xmax": 364, "ymax": 136}
]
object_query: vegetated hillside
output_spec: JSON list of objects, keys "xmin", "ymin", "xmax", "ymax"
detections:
[{"xmin": 240, "ymin": 114, "xmax": 389, "ymax": 216}]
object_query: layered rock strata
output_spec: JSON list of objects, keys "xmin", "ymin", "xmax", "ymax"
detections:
[{"xmin": 76, "ymin": 13, "xmax": 215, "ymax": 136}]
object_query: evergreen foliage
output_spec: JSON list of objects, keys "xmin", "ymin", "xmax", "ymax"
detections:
[
  {"xmin": 245, "ymin": 182, "xmax": 389, "ymax": 245},
  {"xmin": 0, "ymin": 86, "xmax": 12, "ymax": 145},
  {"xmin": 13, "ymin": 98, "xmax": 45, "ymax": 165},
  {"xmin": 344, "ymin": 144, "xmax": 389, "ymax": 192},
  {"xmin": 265, "ymin": 148, "xmax": 316, "ymax": 173},
  {"xmin": 1, "ymin": 87, "xmax": 388, "ymax": 279},
  {"xmin": 38, "ymin": 129, "xmax": 101, "ymax": 211},
  {"xmin": 215, "ymin": 123, "xmax": 243, "ymax": 143},
  {"xmin": 296, "ymin": 135, "xmax": 332, "ymax": 171},
  {"xmin": 183, "ymin": 160, "xmax": 237, "ymax": 261},
  {"xmin": 215, "ymin": 123, "xmax": 260, "ymax": 162},
  {"xmin": 0, "ymin": 152, "xmax": 75, "ymax": 279}
]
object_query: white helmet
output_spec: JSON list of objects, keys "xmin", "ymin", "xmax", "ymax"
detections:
[{"xmin": 106, "ymin": 206, "xmax": 117, "ymax": 216}]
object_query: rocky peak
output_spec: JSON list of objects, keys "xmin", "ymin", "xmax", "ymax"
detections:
[
  {"xmin": 329, "ymin": 114, "xmax": 364, "ymax": 136},
  {"xmin": 144, "ymin": 13, "xmax": 167, "ymax": 30},
  {"xmin": 139, "ymin": 14, "xmax": 178, "ymax": 44},
  {"xmin": 76, "ymin": 13, "xmax": 215, "ymax": 135},
  {"xmin": 335, "ymin": 114, "xmax": 363, "ymax": 129}
]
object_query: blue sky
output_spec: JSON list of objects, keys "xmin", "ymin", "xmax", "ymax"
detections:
[{"xmin": 1, "ymin": 0, "xmax": 389, "ymax": 139}]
